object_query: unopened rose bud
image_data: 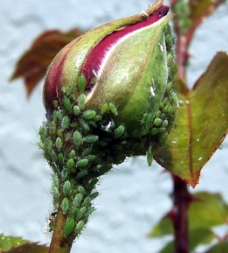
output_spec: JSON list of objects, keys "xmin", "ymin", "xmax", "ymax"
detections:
[
  {"xmin": 40, "ymin": 1, "xmax": 178, "ymax": 240},
  {"xmin": 43, "ymin": 3, "xmax": 178, "ymax": 140}
]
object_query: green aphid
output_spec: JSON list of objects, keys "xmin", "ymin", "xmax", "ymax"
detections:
[
  {"xmin": 63, "ymin": 180, "xmax": 71, "ymax": 196},
  {"xmin": 52, "ymin": 174, "xmax": 59, "ymax": 188},
  {"xmin": 94, "ymin": 114, "xmax": 103, "ymax": 122},
  {"xmin": 69, "ymin": 150, "xmax": 76, "ymax": 159},
  {"xmin": 55, "ymin": 137, "xmax": 62, "ymax": 150},
  {"xmin": 62, "ymin": 96, "xmax": 72, "ymax": 112},
  {"xmin": 114, "ymin": 125, "xmax": 125, "ymax": 138},
  {"xmin": 52, "ymin": 186, "xmax": 59, "ymax": 201},
  {"xmin": 78, "ymin": 74, "xmax": 87, "ymax": 94},
  {"xmin": 108, "ymin": 102, "xmax": 118, "ymax": 116},
  {"xmin": 88, "ymin": 179, "xmax": 98, "ymax": 189},
  {"xmin": 58, "ymin": 153, "xmax": 64, "ymax": 164},
  {"xmin": 87, "ymin": 121, "xmax": 97, "ymax": 129},
  {"xmin": 77, "ymin": 206, "xmax": 87, "ymax": 220},
  {"xmin": 73, "ymin": 105, "xmax": 81, "ymax": 116},
  {"xmin": 73, "ymin": 130, "xmax": 82, "ymax": 148},
  {"xmin": 162, "ymin": 120, "xmax": 169, "ymax": 128},
  {"xmin": 147, "ymin": 148, "xmax": 153, "ymax": 166},
  {"xmin": 78, "ymin": 186, "xmax": 86, "ymax": 195},
  {"xmin": 160, "ymin": 113, "xmax": 166, "ymax": 119},
  {"xmin": 151, "ymin": 127, "xmax": 159, "ymax": 136},
  {"xmin": 39, "ymin": 127, "xmax": 47, "ymax": 142},
  {"xmin": 50, "ymin": 121, "xmax": 57, "ymax": 135},
  {"xmin": 56, "ymin": 111, "xmax": 63, "ymax": 120},
  {"xmin": 83, "ymin": 196, "xmax": 91, "ymax": 207},
  {"xmin": 159, "ymin": 127, "xmax": 167, "ymax": 134},
  {"xmin": 90, "ymin": 191, "xmax": 99, "ymax": 199},
  {"xmin": 83, "ymin": 155, "xmax": 97, "ymax": 162},
  {"xmin": 76, "ymin": 220, "xmax": 84, "ymax": 234},
  {"xmin": 83, "ymin": 135, "xmax": 99, "ymax": 143},
  {"xmin": 76, "ymin": 159, "xmax": 89, "ymax": 168},
  {"xmin": 61, "ymin": 168, "xmax": 68, "ymax": 179},
  {"xmin": 76, "ymin": 170, "xmax": 88, "ymax": 179},
  {"xmin": 146, "ymin": 113, "xmax": 153, "ymax": 127},
  {"xmin": 78, "ymin": 94, "xmax": 86, "ymax": 110},
  {"xmin": 83, "ymin": 110, "xmax": 96, "ymax": 120},
  {"xmin": 153, "ymin": 118, "xmax": 162, "ymax": 127},
  {"xmin": 63, "ymin": 218, "xmax": 75, "ymax": 237},
  {"xmin": 57, "ymin": 129, "xmax": 62, "ymax": 137},
  {"xmin": 160, "ymin": 132, "xmax": 169, "ymax": 143},
  {"xmin": 82, "ymin": 147, "xmax": 92, "ymax": 156},
  {"xmin": 65, "ymin": 132, "xmax": 71, "ymax": 142},
  {"xmin": 72, "ymin": 208, "xmax": 79, "ymax": 217},
  {"xmin": 70, "ymin": 122, "xmax": 78, "ymax": 128},
  {"xmin": 67, "ymin": 158, "xmax": 75, "ymax": 170},
  {"xmin": 61, "ymin": 197, "xmax": 69, "ymax": 215},
  {"xmin": 73, "ymin": 193, "xmax": 83, "ymax": 208},
  {"xmin": 61, "ymin": 115, "xmax": 70, "ymax": 130},
  {"xmin": 53, "ymin": 100, "xmax": 58, "ymax": 109},
  {"xmin": 79, "ymin": 118, "xmax": 90, "ymax": 131},
  {"xmin": 139, "ymin": 128, "xmax": 149, "ymax": 137},
  {"xmin": 100, "ymin": 103, "xmax": 109, "ymax": 115}
]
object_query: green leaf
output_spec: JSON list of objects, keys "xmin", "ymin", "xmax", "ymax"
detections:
[
  {"xmin": 154, "ymin": 52, "xmax": 228, "ymax": 186},
  {"xmin": 149, "ymin": 191, "xmax": 228, "ymax": 237},
  {"xmin": 0, "ymin": 234, "xmax": 26, "ymax": 251},
  {"xmin": 10, "ymin": 29, "xmax": 83, "ymax": 96},
  {"xmin": 0, "ymin": 235, "xmax": 48, "ymax": 253},
  {"xmin": 207, "ymin": 241, "xmax": 228, "ymax": 253},
  {"xmin": 157, "ymin": 228, "xmax": 215, "ymax": 253}
]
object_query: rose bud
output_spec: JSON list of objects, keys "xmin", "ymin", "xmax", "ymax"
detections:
[{"xmin": 39, "ymin": 0, "xmax": 178, "ymax": 239}]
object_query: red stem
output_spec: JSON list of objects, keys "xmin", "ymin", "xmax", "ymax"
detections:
[{"xmin": 172, "ymin": 175, "xmax": 191, "ymax": 253}]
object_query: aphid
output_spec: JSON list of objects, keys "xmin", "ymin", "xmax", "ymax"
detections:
[
  {"xmin": 63, "ymin": 218, "xmax": 76, "ymax": 237},
  {"xmin": 76, "ymin": 159, "xmax": 89, "ymax": 168},
  {"xmin": 73, "ymin": 193, "xmax": 83, "ymax": 208},
  {"xmin": 78, "ymin": 74, "xmax": 87, "ymax": 94},
  {"xmin": 61, "ymin": 198, "xmax": 69, "ymax": 215},
  {"xmin": 108, "ymin": 102, "xmax": 118, "ymax": 116},
  {"xmin": 83, "ymin": 135, "xmax": 99, "ymax": 143},
  {"xmin": 63, "ymin": 180, "xmax": 71, "ymax": 196}
]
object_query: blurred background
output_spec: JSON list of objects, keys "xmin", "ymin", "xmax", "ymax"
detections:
[{"xmin": 0, "ymin": 1, "xmax": 228, "ymax": 252}]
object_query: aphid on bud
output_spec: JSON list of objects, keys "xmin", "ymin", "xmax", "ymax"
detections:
[
  {"xmin": 63, "ymin": 180, "xmax": 71, "ymax": 196},
  {"xmin": 52, "ymin": 186, "xmax": 59, "ymax": 202},
  {"xmin": 77, "ymin": 206, "xmax": 87, "ymax": 220},
  {"xmin": 82, "ymin": 147, "xmax": 92, "ymax": 156},
  {"xmin": 73, "ymin": 105, "xmax": 81, "ymax": 116},
  {"xmin": 57, "ymin": 153, "xmax": 64, "ymax": 164},
  {"xmin": 63, "ymin": 218, "xmax": 75, "ymax": 237},
  {"xmin": 76, "ymin": 159, "xmax": 89, "ymax": 168},
  {"xmin": 78, "ymin": 94, "xmax": 86, "ymax": 110},
  {"xmin": 114, "ymin": 125, "xmax": 125, "ymax": 138},
  {"xmin": 67, "ymin": 158, "xmax": 75, "ymax": 170},
  {"xmin": 62, "ymin": 96, "xmax": 72, "ymax": 112},
  {"xmin": 73, "ymin": 193, "xmax": 83, "ymax": 207},
  {"xmin": 73, "ymin": 130, "xmax": 82, "ymax": 148},
  {"xmin": 61, "ymin": 115, "xmax": 70, "ymax": 130},
  {"xmin": 79, "ymin": 118, "xmax": 90, "ymax": 131},
  {"xmin": 94, "ymin": 114, "xmax": 103, "ymax": 122},
  {"xmin": 83, "ymin": 196, "xmax": 91, "ymax": 207},
  {"xmin": 61, "ymin": 197, "xmax": 69, "ymax": 215},
  {"xmin": 78, "ymin": 74, "xmax": 87, "ymax": 94},
  {"xmin": 52, "ymin": 174, "xmax": 59, "ymax": 188},
  {"xmin": 83, "ymin": 110, "xmax": 97, "ymax": 120},
  {"xmin": 55, "ymin": 137, "xmax": 62, "ymax": 150},
  {"xmin": 147, "ymin": 146, "xmax": 153, "ymax": 166},
  {"xmin": 76, "ymin": 220, "xmax": 84, "ymax": 234},
  {"xmin": 61, "ymin": 168, "xmax": 68, "ymax": 179},
  {"xmin": 69, "ymin": 150, "xmax": 76, "ymax": 159},
  {"xmin": 100, "ymin": 103, "xmax": 109, "ymax": 115},
  {"xmin": 78, "ymin": 186, "xmax": 86, "ymax": 195},
  {"xmin": 76, "ymin": 170, "xmax": 88, "ymax": 179},
  {"xmin": 153, "ymin": 118, "xmax": 162, "ymax": 127},
  {"xmin": 83, "ymin": 135, "xmax": 99, "ymax": 143},
  {"xmin": 108, "ymin": 102, "xmax": 118, "ymax": 116}
]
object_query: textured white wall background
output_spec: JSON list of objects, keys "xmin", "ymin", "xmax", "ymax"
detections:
[{"xmin": 0, "ymin": 1, "xmax": 228, "ymax": 253}]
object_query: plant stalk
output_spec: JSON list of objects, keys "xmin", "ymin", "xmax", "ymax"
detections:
[
  {"xmin": 49, "ymin": 195, "xmax": 73, "ymax": 253},
  {"xmin": 172, "ymin": 175, "xmax": 191, "ymax": 253}
]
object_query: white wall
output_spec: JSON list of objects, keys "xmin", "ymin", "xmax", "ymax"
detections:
[{"xmin": 0, "ymin": 1, "xmax": 228, "ymax": 253}]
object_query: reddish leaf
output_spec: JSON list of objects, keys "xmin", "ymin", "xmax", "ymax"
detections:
[
  {"xmin": 10, "ymin": 29, "xmax": 84, "ymax": 96},
  {"xmin": 154, "ymin": 52, "xmax": 228, "ymax": 186},
  {"xmin": 186, "ymin": 0, "xmax": 225, "ymax": 46}
]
